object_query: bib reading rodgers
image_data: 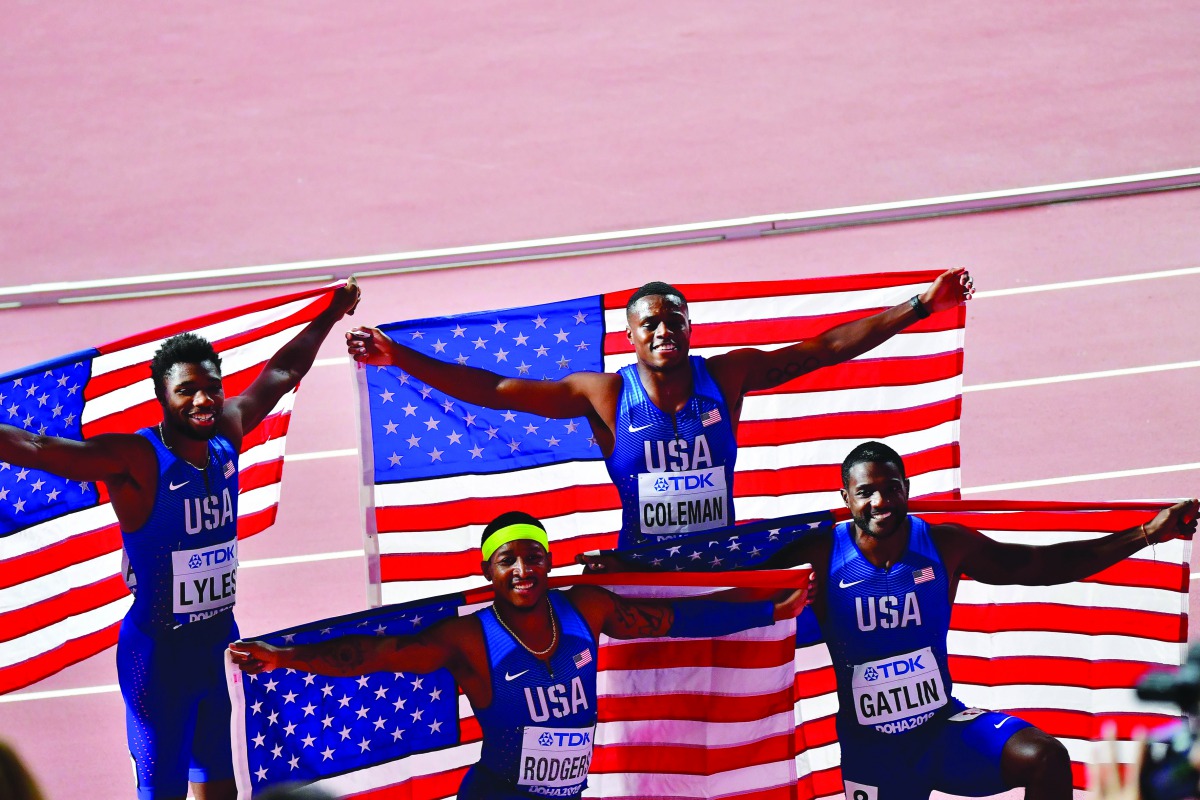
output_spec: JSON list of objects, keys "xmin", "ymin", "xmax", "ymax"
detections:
[
  {"xmin": 637, "ymin": 466, "xmax": 728, "ymax": 536},
  {"xmin": 852, "ymin": 646, "xmax": 947, "ymax": 734},
  {"xmin": 518, "ymin": 725, "xmax": 595, "ymax": 797},
  {"xmin": 171, "ymin": 540, "xmax": 238, "ymax": 622}
]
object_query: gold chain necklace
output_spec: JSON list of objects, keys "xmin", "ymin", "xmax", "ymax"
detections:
[
  {"xmin": 158, "ymin": 423, "xmax": 209, "ymax": 471},
  {"xmin": 493, "ymin": 600, "xmax": 558, "ymax": 659}
]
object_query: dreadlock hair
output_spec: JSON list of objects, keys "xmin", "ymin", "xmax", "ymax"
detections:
[
  {"xmin": 149, "ymin": 333, "xmax": 222, "ymax": 398},
  {"xmin": 480, "ymin": 511, "xmax": 547, "ymax": 548},
  {"xmin": 841, "ymin": 441, "xmax": 907, "ymax": 488},
  {"xmin": 625, "ymin": 281, "xmax": 688, "ymax": 313}
]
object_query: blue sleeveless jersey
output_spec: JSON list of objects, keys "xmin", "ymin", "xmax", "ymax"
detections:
[
  {"xmin": 605, "ymin": 356, "xmax": 737, "ymax": 549},
  {"xmin": 822, "ymin": 516, "xmax": 954, "ymax": 735},
  {"xmin": 475, "ymin": 591, "xmax": 599, "ymax": 798},
  {"xmin": 122, "ymin": 429, "xmax": 240, "ymax": 630}
]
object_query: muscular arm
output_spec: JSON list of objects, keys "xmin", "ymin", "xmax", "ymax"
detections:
[
  {"xmin": 347, "ymin": 325, "xmax": 614, "ymax": 421},
  {"xmin": 711, "ymin": 267, "xmax": 974, "ymax": 395},
  {"xmin": 222, "ymin": 280, "xmax": 360, "ymax": 442},
  {"xmin": 229, "ymin": 619, "xmax": 466, "ymax": 677},
  {"xmin": 943, "ymin": 499, "xmax": 1198, "ymax": 586},
  {"xmin": 0, "ymin": 425, "xmax": 141, "ymax": 484}
]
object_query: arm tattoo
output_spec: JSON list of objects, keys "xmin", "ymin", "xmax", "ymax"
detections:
[
  {"xmin": 612, "ymin": 597, "xmax": 671, "ymax": 637},
  {"xmin": 765, "ymin": 356, "xmax": 821, "ymax": 388}
]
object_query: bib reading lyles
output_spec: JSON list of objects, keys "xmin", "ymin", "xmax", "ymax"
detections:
[{"xmin": 172, "ymin": 540, "xmax": 238, "ymax": 621}]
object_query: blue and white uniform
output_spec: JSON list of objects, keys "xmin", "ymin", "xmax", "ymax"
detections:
[
  {"xmin": 823, "ymin": 516, "xmax": 1030, "ymax": 800},
  {"xmin": 605, "ymin": 356, "xmax": 737, "ymax": 549},
  {"xmin": 116, "ymin": 428, "xmax": 241, "ymax": 800},
  {"xmin": 460, "ymin": 591, "xmax": 599, "ymax": 800}
]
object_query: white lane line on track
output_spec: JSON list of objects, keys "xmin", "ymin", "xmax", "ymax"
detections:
[
  {"xmin": 974, "ymin": 265, "xmax": 1200, "ymax": 298},
  {"xmin": 963, "ymin": 360, "xmax": 1200, "ymax": 392},
  {"xmin": 962, "ymin": 463, "xmax": 1200, "ymax": 494},
  {"xmin": 0, "ymin": 684, "xmax": 121, "ymax": 703},
  {"xmin": 241, "ymin": 550, "xmax": 361, "ymax": 569}
]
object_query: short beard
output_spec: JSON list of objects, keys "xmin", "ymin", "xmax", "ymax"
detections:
[{"xmin": 853, "ymin": 510, "xmax": 906, "ymax": 539}]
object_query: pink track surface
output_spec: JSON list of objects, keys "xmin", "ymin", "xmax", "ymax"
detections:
[{"xmin": 2, "ymin": 4, "xmax": 1199, "ymax": 799}]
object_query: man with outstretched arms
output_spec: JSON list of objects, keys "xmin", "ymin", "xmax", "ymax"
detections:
[
  {"xmin": 764, "ymin": 441, "xmax": 1198, "ymax": 800},
  {"xmin": 230, "ymin": 510, "xmax": 811, "ymax": 800},
  {"xmin": 347, "ymin": 269, "xmax": 974, "ymax": 548},
  {"xmin": 0, "ymin": 281, "xmax": 360, "ymax": 800}
]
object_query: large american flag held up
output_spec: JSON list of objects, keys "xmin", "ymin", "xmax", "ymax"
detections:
[
  {"xmin": 356, "ymin": 271, "xmax": 966, "ymax": 606},
  {"xmin": 226, "ymin": 569, "xmax": 812, "ymax": 799},
  {"xmin": 0, "ymin": 283, "xmax": 344, "ymax": 694},
  {"xmin": 604, "ymin": 500, "xmax": 1190, "ymax": 796}
]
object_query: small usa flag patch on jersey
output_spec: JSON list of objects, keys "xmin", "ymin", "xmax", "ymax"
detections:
[
  {"xmin": 223, "ymin": 461, "xmax": 235, "ymax": 478},
  {"xmin": 573, "ymin": 649, "xmax": 593, "ymax": 669},
  {"xmin": 913, "ymin": 566, "xmax": 934, "ymax": 584},
  {"xmin": 701, "ymin": 408, "xmax": 722, "ymax": 427}
]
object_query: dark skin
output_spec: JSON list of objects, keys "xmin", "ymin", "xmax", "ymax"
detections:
[
  {"xmin": 0, "ymin": 280, "xmax": 359, "ymax": 800},
  {"xmin": 345, "ymin": 269, "xmax": 975, "ymax": 458},
  {"xmin": 229, "ymin": 538, "xmax": 809, "ymax": 710},
  {"xmin": 768, "ymin": 458, "xmax": 1199, "ymax": 800}
]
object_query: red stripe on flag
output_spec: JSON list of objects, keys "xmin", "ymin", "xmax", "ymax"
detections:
[
  {"xmin": 237, "ymin": 506, "xmax": 278, "ymax": 540},
  {"xmin": 600, "ymin": 637, "xmax": 797, "ymax": 671},
  {"xmin": 753, "ymin": 352, "xmax": 965, "ymax": 396},
  {"xmin": 731, "ymin": 444, "xmax": 958, "ymax": 498},
  {"xmin": 590, "ymin": 730, "xmax": 795, "ymax": 775},
  {"xmin": 240, "ymin": 459, "xmax": 284, "ymax": 494},
  {"xmin": 600, "ymin": 271, "xmax": 944, "ymax": 308},
  {"xmin": 341, "ymin": 765, "xmax": 471, "ymax": 800},
  {"xmin": 379, "ymin": 532, "xmax": 616, "ymax": 583},
  {"xmin": 948, "ymin": 655, "xmax": 1161, "ymax": 689},
  {"xmin": 0, "ymin": 524, "xmax": 122, "ymax": 589},
  {"xmin": 738, "ymin": 399, "xmax": 961, "ymax": 447},
  {"xmin": 0, "ymin": 574, "xmax": 127, "ymax": 644},
  {"xmin": 598, "ymin": 686, "xmax": 795, "ymax": 724},
  {"xmin": 374, "ymin": 485, "xmax": 620, "ymax": 533},
  {"xmin": 950, "ymin": 603, "xmax": 1185, "ymax": 642},
  {"xmin": 0, "ymin": 621, "xmax": 120, "ymax": 695}
]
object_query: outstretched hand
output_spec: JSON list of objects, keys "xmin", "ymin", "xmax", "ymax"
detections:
[
  {"xmin": 1145, "ymin": 498, "xmax": 1199, "ymax": 544},
  {"xmin": 575, "ymin": 551, "xmax": 628, "ymax": 574},
  {"xmin": 346, "ymin": 325, "xmax": 397, "ymax": 366},
  {"xmin": 919, "ymin": 267, "xmax": 975, "ymax": 314},
  {"xmin": 332, "ymin": 276, "xmax": 361, "ymax": 317},
  {"xmin": 772, "ymin": 573, "xmax": 817, "ymax": 621},
  {"xmin": 228, "ymin": 641, "xmax": 282, "ymax": 675}
]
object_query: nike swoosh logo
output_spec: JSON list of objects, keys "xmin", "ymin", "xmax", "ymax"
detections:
[
  {"xmin": 628, "ymin": 424, "xmax": 653, "ymax": 433},
  {"xmin": 504, "ymin": 670, "xmax": 529, "ymax": 682},
  {"xmin": 994, "ymin": 718, "xmax": 1009, "ymax": 729},
  {"xmin": 168, "ymin": 481, "xmax": 189, "ymax": 491},
  {"xmin": 838, "ymin": 578, "xmax": 866, "ymax": 588}
]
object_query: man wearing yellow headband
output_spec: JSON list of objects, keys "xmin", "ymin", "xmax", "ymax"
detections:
[{"xmin": 230, "ymin": 510, "xmax": 810, "ymax": 800}]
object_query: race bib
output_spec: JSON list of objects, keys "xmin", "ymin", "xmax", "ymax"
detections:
[
  {"xmin": 171, "ymin": 540, "xmax": 237, "ymax": 622},
  {"xmin": 851, "ymin": 646, "xmax": 947, "ymax": 733},
  {"xmin": 518, "ymin": 725, "xmax": 595, "ymax": 797},
  {"xmin": 637, "ymin": 467, "xmax": 727, "ymax": 536}
]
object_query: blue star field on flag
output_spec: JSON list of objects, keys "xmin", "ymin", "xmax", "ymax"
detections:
[
  {"xmin": 0, "ymin": 351, "xmax": 100, "ymax": 535},
  {"xmin": 364, "ymin": 297, "xmax": 605, "ymax": 482},
  {"xmin": 239, "ymin": 600, "xmax": 463, "ymax": 791}
]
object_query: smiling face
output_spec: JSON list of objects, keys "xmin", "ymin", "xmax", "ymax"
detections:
[
  {"xmin": 842, "ymin": 459, "xmax": 910, "ymax": 541},
  {"xmin": 626, "ymin": 294, "xmax": 691, "ymax": 373},
  {"xmin": 159, "ymin": 360, "xmax": 225, "ymax": 441},
  {"xmin": 483, "ymin": 539, "xmax": 552, "ymax": 610}
]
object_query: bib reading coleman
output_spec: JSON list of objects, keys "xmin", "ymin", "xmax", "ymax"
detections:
[
  {"xmin": 123, "ymin": 429, "xmax": 240, "ymax": 631},
  {"xmin": 473, "ymin": 591, "xmax": 599, "ymax": 798},
  {"xmin": 606, "ymin": 357, "xmax": 738, "ymax": 549},
  {"xmin": 823, "ymin": 516, "xmax": 953, "ymax": 736}
]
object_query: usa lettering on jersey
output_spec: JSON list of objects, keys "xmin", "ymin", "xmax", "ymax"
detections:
[
  {"xmin": 854, "ymin": 591, "xmax": 923, "ymax": 631},
  {"xmin": 524, "ymin": 676, "xmax": 590, "ymax": 722},
  {"xmin": 183, "ymin": 487, "xmax": 235, "ymax": 535}
]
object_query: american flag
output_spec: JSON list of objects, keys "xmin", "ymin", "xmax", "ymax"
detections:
[
  {"xmin": 356, "ymin": 270, "xmax": 965, "ymax": 606},
  {"xmin": 0, "ymin": 283, "xmax": 344, "ymax": 694},
  {"xmin": 605, "ymin": 500, "xmax": 1188, "ymax": 796},
  {"xmin": 226, "ymin": 569, "xmax": 811, "ymax": 799},
  {"xmin": 912, "ymin": 566, "xmax": 934, "ymax": 584}
]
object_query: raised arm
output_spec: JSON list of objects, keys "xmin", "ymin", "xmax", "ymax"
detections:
[
  {"xmin": 944, "ymin": 499, "xmax": 1198, "ymax": 586},
  {"xmin": 568, "ymin": 583, "xmax": 808, "ymax": 641},
  {"xmin": 222, "ymin": 280, "xmax": 361, "ymax": 440},
  {"xmin": 0, "ymin": 426, "xmax": 143, "ymax": 485},
  {"xmin": 228, "ymin": 621, "xmax": 462, "ymax": 678},
  {"xmin": 713, "ymin": 267, "xmax": 974, "ymax": 395},
  {"xmin": 346, "ymin": 324, "xmax": 612, "ymax": 421}
]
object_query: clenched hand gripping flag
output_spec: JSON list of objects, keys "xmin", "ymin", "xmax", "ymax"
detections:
[
  {"xmin": 355, "ymin": 271, "xmax": 966, "ymax": 606},
  {"xmin": 606, "ymin": 501, "xmax": 1190, "ymax": 796},
  {"xmin": 0, "ymin": 283, "xmax": 344, "ymax": 694},
  {"xmin": 226, "ymin": 569, "xmax": 812, "ymax": 799}
]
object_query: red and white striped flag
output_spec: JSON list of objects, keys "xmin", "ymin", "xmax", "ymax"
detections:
[
  {"xmin": 356, "ymin": 270, "xmax": 965, "ymax": 606},
  {"xmin": 0, "ymin": 283, "xmax": 344, "ymax": 694}
]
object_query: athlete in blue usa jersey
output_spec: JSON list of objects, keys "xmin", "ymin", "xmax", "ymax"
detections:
[
  {"xmin": 231, "ymin": 511, "xmax": 811, "ymax": 800},
  {"xmin": 606, "ymin": 356, "xmax": 738, "ymax": 547},
  {"xmin": 347, "ymin": 270, "xmax": 975, "ymax": 547},
  {"xmin": 0, "ymin": 280, "xmax": 361, "ymax": 800},
  {"xmin": 767, "ymin": 441, "xmax": 1198, "ymax": 800}
]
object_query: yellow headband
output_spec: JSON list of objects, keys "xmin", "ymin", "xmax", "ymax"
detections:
[{"xmin": 481, "ymin": 523, "xmax": 550, "ymax": 561}]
